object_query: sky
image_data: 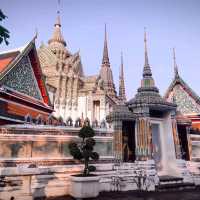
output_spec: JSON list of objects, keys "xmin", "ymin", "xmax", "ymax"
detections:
[{"xmin": 1, "ymin": 0, "xmax": 200, "ymax": 100}]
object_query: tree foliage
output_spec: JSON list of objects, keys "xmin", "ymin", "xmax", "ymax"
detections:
[
  {"xmin": 0, "ymin": 9, "xmax": 10, "ymax": 45},
  {"xmin": 79, "ymin": 125, "xmax": 95, "ymax": 138},
  {"xmin": 69, "ymin": 125, "xmax": 99, "ymax": 176}
]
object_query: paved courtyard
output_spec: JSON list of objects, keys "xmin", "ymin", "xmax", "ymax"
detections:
[{"xmin": 46, "ymin": 189, "xmax": 200, "ymax": 200}]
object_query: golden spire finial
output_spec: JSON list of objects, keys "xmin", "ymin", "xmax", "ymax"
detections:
[
  {"xmin": 55, "ymin": 10, "xmax": 61, "ymax": 27},
  {"xmin": 55, "ymin": 0, "xmax": 61, "ymax": 27},
  {"xmin": 48, "ymin": 0, "xmax": 66, "ymax": 46}
]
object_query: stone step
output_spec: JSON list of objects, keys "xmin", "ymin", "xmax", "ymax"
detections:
[
  {"xmin": 159, "ymin": 175, "xmax": 183, "ymax": 183},
  {"xmin": 156, "ymin": 182, "xmax": 196, "ymax": 192}
]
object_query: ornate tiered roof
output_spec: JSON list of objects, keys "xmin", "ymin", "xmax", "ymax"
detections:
[
  {"xmin": 38, "ymin": 12, "xmax": 84, "ymax": 78},
  {"xmin": 106, "ymin": 104, "xmax": 136, "ymax": 122},
  {"xmin": 47, "ymin": 11, "xmax": 71, "ymax": 61},
  {"xmin": 0, "ymin": 37, "xmax": 51, "ymax": 105},
  {"xmin": 165, "ymin": 73, "xmax": 200, "ymax": 105},
  {"xmin": 127, "ymin": 29, "xmax": 176, "ymax": 112},
  {"xmin": 48, "ymin": 11, "xmax": 67, "ymax": 47},
  {"xmin": 0, "ymin": 37, "xmax": 53, "ymax": 124},
  {"xmin": 165, "ymin": 48, "xmax": 200, "ymax": 104},
  {"xmin": 164, "ymin": 48, "xmax": 200, "ymax": 115}
]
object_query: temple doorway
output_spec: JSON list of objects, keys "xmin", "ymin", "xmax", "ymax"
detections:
[
  {"xmin": 151, "ymin": 123, "xmax": 162, "ymax": 171},
  {"xmin": 177, "ymin": 125, "xmax": 190, "ymax": 160},
  {"xmin": 122, "ymin": 121, "xmax": 135, "ymax": 162}
]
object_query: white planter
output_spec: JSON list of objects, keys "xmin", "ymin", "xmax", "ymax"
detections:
[{"xmin": 70, "ymin": 175, "xmax": 100, "ymax": 199}]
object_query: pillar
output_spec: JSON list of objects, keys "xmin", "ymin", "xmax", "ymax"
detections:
[
  {"xmin": 113, "ymin": 120, "xmax": 123, "ymax": 161},
  {"xmin": 171, "ymin": 113, "xmax": 181, "ymax": 159},
  {"xmin": 135, "ymin": 118, "xmax": 152, "ymax": 161}
]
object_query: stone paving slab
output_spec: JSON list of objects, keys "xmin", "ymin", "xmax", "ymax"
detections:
[{"xmin": 44, "ymin": 189, "xmax": 200, "ymax": 200}]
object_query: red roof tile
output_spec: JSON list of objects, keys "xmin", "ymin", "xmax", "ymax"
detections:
[
  {"xmin": 0, "ymin": 86, "xmax": 53, "ymax": 112},
  {"xmin": 0, "ymin": 51, "xmax": 19, "ymax": 73}
]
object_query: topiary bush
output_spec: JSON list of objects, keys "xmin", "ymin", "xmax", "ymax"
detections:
[{"xmin": 69, "ymin": 125, "xmax": 99, "ymax": 176}]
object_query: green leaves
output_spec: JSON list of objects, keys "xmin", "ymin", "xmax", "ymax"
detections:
[
  {"xmin": 85, "ymin": 138, "xmax": 95, "ymax": 151},
  {"xmin": 91, "ymin": 152, "xmax": 99, "ymax": 161},
  {"xmin": 68, "ymin": 125, "xmax": 99, "ymax": 176},
  {"xmin": 88, "ymin": 165, "xmax": 96, "ymax": 172},
  {"xmin": 0, "ymin": 10, "xmax": 10, "ymax": 45},
  {"xmin": 69, "ymin": 142, "xmax": 83, "ymax": 160},
  {"xmin": 0, "ymin": 10, "xmax": 7, "ymax": 21},
  {"xmin": 86, "ymin": 138, "xmax": 95, "ymax": 146},
  {"xmin": 68, "ymin": 142, "xmax": 78, "ymax": 150},
  {"xmin": 79, "ymin": 125, "xmax": 95, "ymax": 138}
]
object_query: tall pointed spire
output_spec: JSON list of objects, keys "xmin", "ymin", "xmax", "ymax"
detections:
[
  {"xmin": 127, "ymin": 30, "xmax": 175, "ymax": 112},
  {"xmin": 102, "ymin": 24, "xmax": 110, "ymax": 65},
  {"xmin": 143, "ymin": 28, "xmax": 152, "ymax": 78},
  {"xmin": 140, "ymin": 28, "xmax": 156, "ymax": 89},
  {"xmin": 48, "ymin": 11, "xmax": 66, "ymax": 46},
  {"xmin": 119, "ymin": 52, "xmax": 126, "ymax": 103},
  {"xmin": 144, "ymin": 28, "xmax": 149, "ymax": 67},
  {"xmin": 99, "ymin": 24, "xmax": 116, "ymax": 98},
  {"xmin": 173, "ymin": 48, "xmax": 179, "ymax": 77}
]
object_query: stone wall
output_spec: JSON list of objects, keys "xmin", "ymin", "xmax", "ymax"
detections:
[
  {"xmin": 0, "ymin": 165, "xmax": 83, "ymax": 200},
  {"xmin": 0, "ymin": 124, "xmax": 114, "ymax": 199},
  {"xmin": 0, "ymin": 125, "xmax": 113, "ymax": 166},
  {"xmin": 0, "ymin": 162, "xmax": 157, "ymax": 200}
]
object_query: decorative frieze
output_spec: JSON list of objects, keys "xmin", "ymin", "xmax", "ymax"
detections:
[
  {"xmin": 2, "ymin": 56, "xmax": 42, "ymax": 100},
  {"xmin": 173, "ymin": 85, "xmax": 200, "ymax": 114}
]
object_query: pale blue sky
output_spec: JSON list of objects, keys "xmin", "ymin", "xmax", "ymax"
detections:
[{"xmin": 1, "ymin": 0, "xmax": 200, "ymax": 99}]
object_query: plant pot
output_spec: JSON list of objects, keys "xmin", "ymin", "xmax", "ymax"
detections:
[{"xmin": 70, "ymin": 175, "xmax": 100, "ymax": 199}]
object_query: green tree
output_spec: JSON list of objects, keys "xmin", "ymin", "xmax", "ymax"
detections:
[
  {"xmin": 0, "ymin": 9, "xmax": 10, "ymax": 45},
  {"xmin": 69, "ymin": 125, "xmax": 99, "ymax": 176}
]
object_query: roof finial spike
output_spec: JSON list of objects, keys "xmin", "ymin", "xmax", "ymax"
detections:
[
  {"xmin": 144, "ymin": 27, "xmax": 149, "ymax": 67},
  {"xmin": 102, "ymin": 23, "xmax": 110, "ymax": 65},
  {"xmin": 120, "ymin": 51, "xmax": 124, "ymax": 78},
  {"xmin": 105, "ymin": 23, "xmax": 107, "ymax": 42},
  {"xmin": 55, "ymin": 10, "xmax": 61, "ymax": 27},
  {"xmin": 121, "ymin": 51, "xmax": 123, "ymax": 65},
  {"xmin": 32, "ymin": 28, "xmax": 38, "ymax": 41},
  {"xmin": 119, "ymin": 51, "xmax": 126, "ymax": 103},
  {"xmin": 48, "ymin": 8, "xmax": 66, "ymax": 46},
  {"xmin": 142, "ymin": 27, "xmax": 152, "ymax": 78},
  {"xmin": 35, "ymin": 28, "xmax": 38, "ymax": 39},
  {"xmin": 173, "ymin": 47, "xmax": 179, "ymax": 77}
]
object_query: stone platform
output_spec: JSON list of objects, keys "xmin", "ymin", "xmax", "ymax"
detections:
[{"xmin": 47, "ymin": 189, "xmax": 200, "ymax": 200}]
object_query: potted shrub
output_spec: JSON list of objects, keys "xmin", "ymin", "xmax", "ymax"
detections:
[{"xmin": 69, "ymin": 125, "xmax": 100, "ymax": 198}]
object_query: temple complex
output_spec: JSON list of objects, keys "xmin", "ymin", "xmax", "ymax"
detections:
[
  {"xmin": 107, "ymin": 30, "xmax": 181, "ymax": 176},
  {"xmin": 38, "ymin": 13, "xmax": 119, "ymax": 127},
  {"xmin": 0, "ymin": 11, "xmax": 200, "ymax": 200}
]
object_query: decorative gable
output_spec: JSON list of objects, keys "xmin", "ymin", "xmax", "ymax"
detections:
[
  {"xmin": 167, "ymin": 84, "xmax": 200, "ymax": 115},
  {"xmin": 1, "ymin": 55, "xmax": 42, "ymax": 100}
]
